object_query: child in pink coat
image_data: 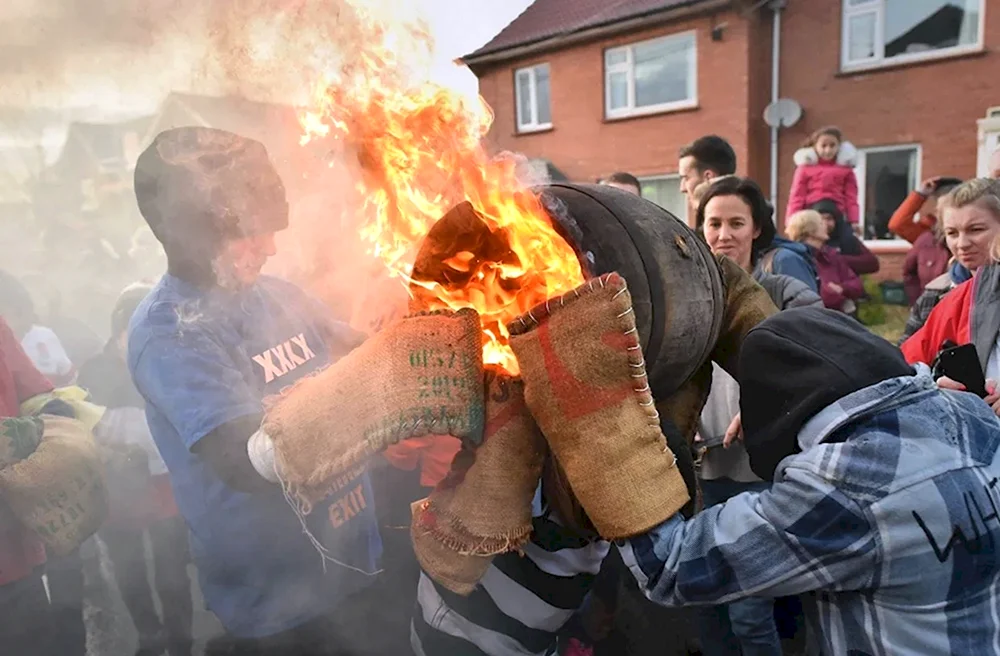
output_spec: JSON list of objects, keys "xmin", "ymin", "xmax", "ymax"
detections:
[{"xmin": 788, "ymin": 126, "xmax": 859, "ymax": 227}]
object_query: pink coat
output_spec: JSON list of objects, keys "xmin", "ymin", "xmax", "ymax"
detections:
[{"xmin": 787, "ymin": 142, "xmax": 859, "ymax": 225}]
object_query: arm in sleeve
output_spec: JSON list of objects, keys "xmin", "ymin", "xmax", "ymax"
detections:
[
  {"xmin": 131, "ymin": 327, "xmax": 271, "ymax": 492},
  {"xmin": 903, "ymin": 247, "xmax": 922, "ymax": 305},
  {"xmin": 839, "ymin": 262, "xmax": 865, "ymax": 300},
  {"xmin": 709, "ymin": 256, "xmax": 778, "ymax": 379},
  {"xmin": 618, "ymin": 465, "xmax": 877, "ymax": 606},
  {"xmin": 772, "ymin": 250, "xmax": 819, "ymax": 293},
  {"xmin": 840, "ymin": 239, "xmax": 880, "ymax": 276},
  {"xmin": 786, "ymin": 166, "xmax": 809, "ymax": 216},
  {"xmin": 820, "ymin": 282, "xmax": 846, "ymax": 310},
  {"xmin": 0, "ymin": 318, "xmax": 53, "ymax": 403},
  {"xmin": 887, "ymin": 192, "xmax": 930, "ymax": 244},
  {"xmin": 844, "ymin": 167, "xmax": 860, "ymax": 225}
]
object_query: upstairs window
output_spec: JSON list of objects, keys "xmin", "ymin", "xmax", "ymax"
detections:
[
  {"xmin": 842, "ymin": 0, "xmax": 983, "ymax": 70},
  {"xmin": 515, "ymin": 64, "xmax": 552, "ymax": 133},
  {"xmin": 605, "ymin": 31, "xmax": 697, "ymax": 119}
]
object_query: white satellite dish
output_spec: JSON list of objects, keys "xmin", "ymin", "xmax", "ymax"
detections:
[{"xmin": 763, "ymin": 98, "xmax": 803, "ymax": 128}]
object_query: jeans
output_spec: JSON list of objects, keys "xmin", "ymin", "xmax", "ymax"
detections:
[
  {"xmin": 0, "ymin": 568, "xmax": 53, "ymax": 655},
  {"xmin": 46, "ymin": 548, "xmax": 87, "ymax": 656},
  {"xmin": 697, "ymin": 477, "xmax": 782, "ymax": 656}
]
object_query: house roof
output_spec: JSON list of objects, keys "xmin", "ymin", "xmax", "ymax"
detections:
[{"xmin": 463, "ymin": 0, "xmax": 711, "ymax": 62}]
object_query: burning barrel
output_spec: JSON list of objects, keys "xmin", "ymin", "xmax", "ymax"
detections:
[{"xmin": 411, "ymin": 182, "xmax": 725, "ymax": 400}]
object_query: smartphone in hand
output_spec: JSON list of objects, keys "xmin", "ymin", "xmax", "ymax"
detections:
[{"xmin": 933, "ymin": 343, "xmax": 988, "ymax": 398}]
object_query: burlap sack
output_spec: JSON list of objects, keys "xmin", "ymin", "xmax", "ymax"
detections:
[
  {"xmin": 412, "ymin": 369, "xmax": 546, "ymax": 595},
  {"xmin": 264, "ymin": 308, "xmax": 485, "ymax": 511},
  {"xmin": 0, "ymin": 416, "xmax": 108, "ymax": 557},
  {"xmin": 508, "ymin": 272, "xmax": 689, "ymax": 539}
]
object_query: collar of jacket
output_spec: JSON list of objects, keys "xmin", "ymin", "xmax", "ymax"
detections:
[
  {"xmin": 971, "ymin": 264, "xmax": 1000, "ymax": 371},
  {"xmin": 793, "ymin": 141, "xmax": 858, "ymax": 167},
  {"xmin": 796, "ymin": 363, "xmax": 931, "ymax": 452}
]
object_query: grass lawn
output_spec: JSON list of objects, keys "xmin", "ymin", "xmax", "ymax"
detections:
[{"xmin": 866, "ymin": 304, "xmax": 910, "ymax": 344}]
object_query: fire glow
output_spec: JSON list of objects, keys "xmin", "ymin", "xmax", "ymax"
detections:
[{"xmin": 299, "ymin": 21, "xmax": 584, "ymax": 374}]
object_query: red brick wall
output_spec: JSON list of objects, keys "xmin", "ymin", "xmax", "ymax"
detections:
[{"xmin": 475, "ymin": 9, "xmax": 763, "ymax": 184}]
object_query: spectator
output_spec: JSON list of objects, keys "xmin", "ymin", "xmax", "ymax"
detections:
[
  {"xmin": 786, "ymin": 209, "xmax": 864, "ymax": 314},
  {"xmin": 755, "ymin": 224, "xmax": 819, "ymax": 294},
  {"xmin": 888, "ymin": 176, "xmax": 963, "ymax": 245},
  {"xmin": 678, "ymin": 135, "xmax": 737, "ymax": 213},
  {"xmin": 695, "ymin": 176, "xmax": 820, "ymax": 656},
  {"xmin": 901, "ymin": 178, "xmax": 1000, "ymax": 417},
  {"xmin": 787, "ymin": 126, "xmax": 859, "ymax": 228},
  {"xmin": 0, "ymin": 271, "xmax": 76, "ymax": 386},
  {"xmin": 812, "ymin": 198, "xmax": 879, "ymax": 275},
  {"xmin": 620, "ymin": 307, "xmax": 1000, "ymax": 656},
  {"xmin": 79, "ymin": 282, "xmax": 193, "ymax": 656},
  {"xmin": 600, "ymin": 172, "xmax": 641, "ymax": 196},
  {"xmin": 127, "ymin": 127, "xmax": 383, "ymax": 653}
]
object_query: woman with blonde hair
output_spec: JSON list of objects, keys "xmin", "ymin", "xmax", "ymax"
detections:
[
  {"xmin": 902, "ymin": 178, "xmax": 1000, "ymax": 417},
  {"xmin": 786, "ymin": 209, "xmax": 864, "ymax": 314}
]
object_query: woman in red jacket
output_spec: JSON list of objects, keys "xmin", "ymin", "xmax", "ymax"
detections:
[{"xmin": 901, "ymin": 178, "xmax": 1000, "ymax": 417}]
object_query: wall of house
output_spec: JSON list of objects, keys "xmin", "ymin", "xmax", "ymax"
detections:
[
  {"xmin": 776, "ymin": 1, "xmax": 1000, "ymax": 280},
  {"xmin": 475, "ymin": 8, "xmax": 764, "ymax": 187}
]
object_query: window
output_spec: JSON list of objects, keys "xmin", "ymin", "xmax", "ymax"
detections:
[
  {"xmin": 639, "ymin": 175, "xmax": 687, "ymax": 221},
  {"xmin": 605, "ymin": 32, "xmax": 697, "ymax": 119},
  {"xmin": 515, "ymin": 64, "xmax": 552, "ymax": 133},
  {"xmin": 854, "ymin": 145, "xmax": 920, "ymax": 241},
  {"xmin": 842, "ymin": 0, "xmax": 983, "ymax": 70}
]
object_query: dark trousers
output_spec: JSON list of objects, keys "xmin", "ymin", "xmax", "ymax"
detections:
[
  {"xmin": 47, "ymin": 548, "xmax": 88, "ymax": 656},
  {"xmin": 101, "ymin": 516, "xmax": 194, "ymax": 656},
  {"xmin": 0, "ymin": 568, "xmax": 54, "ymax": 655}
]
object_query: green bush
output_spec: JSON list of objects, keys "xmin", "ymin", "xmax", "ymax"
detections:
[{"xmin": 856, "ymin": 276, "xmax": 886, "ymax": 326}]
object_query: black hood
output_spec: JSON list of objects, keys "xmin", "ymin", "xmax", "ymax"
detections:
[
  {"xmin": 811, "ymin": 198, "xmax": 858, "ymax": 254},
  {"xmin": 134, "ymin": 127, "xmax": 289, "ymax": 285},
  {"xmin": 738, "ymin": 307, "xmax": 913, "ymax": 481}
]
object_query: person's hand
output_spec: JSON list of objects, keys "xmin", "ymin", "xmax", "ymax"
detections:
[
  {"xmin": 826, "ymin": 281, "xmax": 844, "ymax": 295},
  {"xmin": 936, "ymin": 375, "xmax": 967, "ymax": 391},
  {"xmin": 918, "ymin": 176, "xmax": 942, "ymax": 196},
  {"xmin": 985, "ymin": 379, "xmax": 1000, "ymax": 417},
  {"xmin": 723, "ymin": 412, "xmax": 743, "ymax": 448}
]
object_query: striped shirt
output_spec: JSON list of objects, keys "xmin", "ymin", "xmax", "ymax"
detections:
[{"xmin": 412, "ymin": 490, "xmax": 609, "ymax": 656}]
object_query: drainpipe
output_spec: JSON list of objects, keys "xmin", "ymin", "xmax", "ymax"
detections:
[{"xmin": 769, "ymin": 0, "xmax": 786, "ymax": 210}]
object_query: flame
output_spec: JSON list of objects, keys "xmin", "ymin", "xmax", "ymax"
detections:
[{"xmin": 299, "ymin": 16, "xmax": 584, "ymax": 374}]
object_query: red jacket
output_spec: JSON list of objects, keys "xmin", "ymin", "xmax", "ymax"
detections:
[
  {"xmin": 900, "ymin": 278, "xmax": 974, "ymax": 366},
  {"xmin": 788, "ymin": 143, "xmax": 860, "ymax": 224},
  {"xmin": 902, "ymin": 231, "xmax": 951, "ymax": 305},
  {"xmin": 887, "ymin": 191, "xmax": 935, "ymax": 244},
  {"xmin": 0, "ymin": 317, "xmax": 52, "ymax": 586}
]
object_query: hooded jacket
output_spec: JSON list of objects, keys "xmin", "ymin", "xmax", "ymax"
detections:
[
  {"xmin": 811, "ymin": 198, "xmax": 879, "ymax": 275},
  {"xmin": 755, "ymin": 236, "xmax": 819, "ymax": 293},
  {"xmin": 788, "ymin": 142, "xmax": 859, "ymax": 224},
  {"xmin": 901, "ymin": 263, "xmax": 1000, "ymax": 375},
  {"xmin": 903, "ymin": 230, "xmax": 950, "ymax": 304},
  {"xmin": 811, "ymin": 245, "xmax": 864, "ymax": 312}
]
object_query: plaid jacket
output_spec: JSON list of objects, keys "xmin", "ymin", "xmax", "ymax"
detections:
[{"xmin": 621, "ymin": 365, "xmax": 1000, "ymax": 655}]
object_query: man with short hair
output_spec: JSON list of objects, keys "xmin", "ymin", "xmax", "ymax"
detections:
[
  {"xmin": 678, "ymin": 135, "xmax": 737, "ymax": 212},
  {"xmin": 600, "ymin": 171, "xmax": 641, "ymax": 196}
]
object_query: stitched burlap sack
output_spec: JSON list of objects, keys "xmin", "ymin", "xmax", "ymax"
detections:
[
  {"xmin": 0, "ymin": 416, "xmax": 107, "ymax": 556},
  {"xmin": 508, "ymin": 272, "xmax": 689, "ymax": 539},
  {"xmin": 412, "ymin": 369, "xmax": 546, "ymax": 595},
  {"xmin": 0, "ymin": 417, "xmax": 43, "ymax": 470},
  {"xmin": 264, "ymin": 308, "xmax": 486, "ymax": 511}
]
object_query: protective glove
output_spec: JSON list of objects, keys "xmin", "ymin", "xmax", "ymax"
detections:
[
  {"xmin": 263, "ymin": 308, "xmax": 485, "ymax": 511},
  {"xmin": 412, "ymin": 369, "xmax": 546, "ymax": 595},
  {"xmin": 508, "ymin": 272, "xmax": 689, "ymax": 539}
]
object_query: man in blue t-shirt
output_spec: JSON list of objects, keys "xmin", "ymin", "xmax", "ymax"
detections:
[{"xmin": 127, "ymin": 127, "xmax": 383, "ymax": 654}]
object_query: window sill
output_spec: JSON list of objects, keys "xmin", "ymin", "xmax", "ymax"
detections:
[
  {"xmin": 514, "ymin": 125, "xmax": 554, "ymax": 137},
  {"xmin": 839, "ymin": 45, "xmax": 987, "ymax": 77},
  {"xmin": 604, "ymin": 100, "xmax": 699, "ymax": 123},
  {"xmin": 863, "ymin": 239, "xmax": 911, "ymax": 254}
]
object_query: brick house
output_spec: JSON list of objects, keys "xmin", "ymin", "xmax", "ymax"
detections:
[{"xmin": 461, "ymin": 0, "xmax": 998, "ymax": 279}]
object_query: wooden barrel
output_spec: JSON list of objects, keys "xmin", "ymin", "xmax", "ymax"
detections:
[{"xmin": 411, "ymin": 183, "xmax": 725, "ymax": 400}]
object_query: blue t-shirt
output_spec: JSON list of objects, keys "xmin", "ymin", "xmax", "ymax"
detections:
[{"xmin": 128, "ymin": 274, "xmax": 382, "ymax": 638}]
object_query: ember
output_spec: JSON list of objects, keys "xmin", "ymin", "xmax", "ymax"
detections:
[{"xmin": 298, "ymin": 18, "xmax": 583, "ymax": 374}]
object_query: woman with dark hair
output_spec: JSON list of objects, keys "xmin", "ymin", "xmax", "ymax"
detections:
[{"xmin": 693, "ymin": 176, "xmax": 820, "ymax": 656}]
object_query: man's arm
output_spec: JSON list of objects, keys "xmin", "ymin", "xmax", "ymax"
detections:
[
  {"xmin": 887, "ymin": 191, "xmax": 931, "ymax": 244},
  {"xmin": 618, "ymin": 464, "xmax": 877, "ymax": 606}
]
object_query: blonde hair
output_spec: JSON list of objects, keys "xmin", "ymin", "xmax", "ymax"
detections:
[
  {"xmin": 947, "ymin": 178, "xmax": 1000, "ymax": 216},
  {"xmin": 786, "ymin": 209, "xmax": 826, "ymax": 242},
  {"xmin": 690, "ymin": 174, "xmax": 735, "ymax": 205}
]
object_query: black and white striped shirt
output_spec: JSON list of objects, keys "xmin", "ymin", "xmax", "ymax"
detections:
[{"xmin": 412, "ymin": 490, "xmax": 610, "ymax": 656}]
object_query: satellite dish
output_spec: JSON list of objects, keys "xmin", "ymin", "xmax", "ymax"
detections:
[{"xmin": 763, "ymin": 98, "xmax": 803, "ymax": 128}]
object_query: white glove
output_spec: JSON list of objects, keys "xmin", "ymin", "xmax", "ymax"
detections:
[{"xmin": 247, "ymin": 429, "xmax": 280, "ymax": 483}]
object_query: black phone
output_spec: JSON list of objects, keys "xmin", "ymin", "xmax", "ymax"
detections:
[{"xmin": 933, "ymin": 343, "xmax": 988, "ymax": 398}]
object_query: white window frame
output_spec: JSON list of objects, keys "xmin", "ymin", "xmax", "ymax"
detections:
[
  {"xmin": 604, "ymin": 31, "xmax": 698, "ymax": 120},
  {"xmin": 841, "ymin": 0, "xmax": 985, "ymax": 72},
  {"xmin": 637, "ymin": 174, "xmax": 688, "ymax": 223},
  {"xmin": 855, "ymin": 143, "xmax": 921, "ymax": 249},
  {"xmin": 514, "ymin": 64, "xmax": 552, "ymax": 133}
]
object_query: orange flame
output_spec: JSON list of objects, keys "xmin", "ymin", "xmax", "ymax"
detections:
[{"xmin": 299, "ymin": 21, "xmax": 583, "ymax": 374}]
